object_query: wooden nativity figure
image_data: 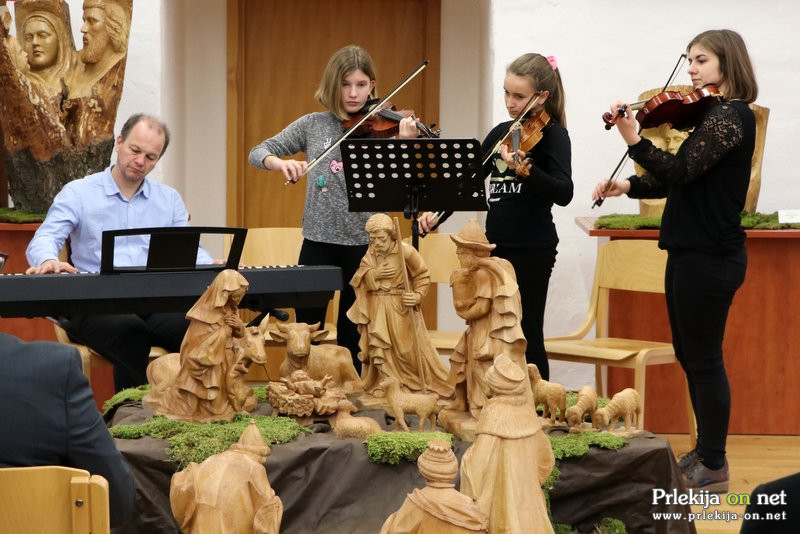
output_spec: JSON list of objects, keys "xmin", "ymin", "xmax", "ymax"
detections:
[
  {"xmin": 145, "ymin": 269, "xmax": 268, "ymax": 422},
  {"xmin": 347, "ymin": 213, "xmax": 453, "ymax": 399},
  {"xmin": 170, "ymin": 420, "xmax": 283, "ymax": 534},
  {"xmin": 380, "ymin": 439, "xmax": 488, "ymax": 534},
  {"xmin": 460, "ymin": 353, "xmax": 555, "ymax": 534},
  {"xmin": 446, "ymin": 220, "xmax": 528, "ymax": 418}
]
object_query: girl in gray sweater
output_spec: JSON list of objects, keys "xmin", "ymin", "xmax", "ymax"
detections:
[{"xmin": 248, "ymin": 45, "xmax": 417, "ymax": 370}]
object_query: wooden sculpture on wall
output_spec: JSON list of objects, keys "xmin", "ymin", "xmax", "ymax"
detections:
[
  {"xmin": 380, "ymin": 439, "xmax": 489, "ymax": 534},
  {"xmin": 144, "ymin": 270, "xmax": 268, "ymax": 423},
  {"xmin": 565, "ymin": 385, "xmax": 598, "ymax": 433},
  {"xmin": 170, "ymin": 420, "xmax": 283, "ymax": 534},
  {"xmin": 270, "ymin": 321, "xmax": 363, "ymax": 395},
  {"xmin": 591, "ymin": 388, "xmax": 643, "ymax": 437},
  {"xmin": 0, "ymin": 0, "xmax": 131, "ymax": 212},
  {"xmin": 527, "ymin": 363, "xmax": 567, "ymax": 427},
  {"xmin": 444, "ymin": 220, "xmax": 528, "ymax": 419},
  {"xmin": 347, "ymin": 213, "xmax": 453, "ymax": 399},
  {"xmin": 460, "ymin": 353, "xmax": 555, "ymax": 534}
]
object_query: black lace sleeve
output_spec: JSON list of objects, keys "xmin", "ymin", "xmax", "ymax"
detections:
[
  {"xmin": 627, "ymin": 102, "xmax": 745, "ymax": 186},
  {"xmin": 626, "ymin": 171, "xmax": 669, "ymax": 199}
]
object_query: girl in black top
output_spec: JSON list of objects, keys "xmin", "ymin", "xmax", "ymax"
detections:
[
  {"xmin": 421, "ymin": 53, "xmax": 572, "ymax": 380},
  {"xmin": 593, "ymin": 29, "xmax": 758, "ymax": 493}
]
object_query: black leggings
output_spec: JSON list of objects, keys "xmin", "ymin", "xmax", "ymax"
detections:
[
  {"xmin": 492, "ymin": 245, "xmax": 557, "ymax": 380},
  {"xmin": 297, "ymin": 238, "xmax": 368, "ymax": 372},
  {"xmin": 665, "ymin": 248, "xmax": 746, "ymax": 469},
  {"xmin": 65, "ymin": 313, "xmax": 189, "ymax": 391}
]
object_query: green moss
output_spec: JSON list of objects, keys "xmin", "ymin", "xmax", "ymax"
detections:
[
  {"xmin": 595, "ymin": 211, "xmax": 800, "ymax": 230},
  {"xmin": 252, "ymin": 385, "xmax": 268, "ymax": 403},
  {"xmin": 102, "ymin": 385, "xmax": 151, "ymax": 413},
  {"xmin": 365, "ymin": 431, "xmax": 453, "ymax": 465},
  {"xmin": 110, "ymin": 413, "xmax": 309, "ymax": 469},
  {"xmin": 596, "ymin": 517, "xmax": 627, "ymax": 534},
  {"xmin": 0, "ymin": 207, "xmax": 46, "ymax": 223},
  {"xmin": 549, "ymin": 431, "xmax": 626, "ymax": 461}
]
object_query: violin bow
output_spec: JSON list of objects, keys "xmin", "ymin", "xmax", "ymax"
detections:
[
  {"xmin": 423, "ymin": 91, "xmax": 542, "ymax": 231},
  {"xmin": 592, "ymin": 53, "xmax": 688, "ymax": 208},
  {"xmin": 284, "ymin": 60, "xmax": 429, "ymax": 185}
]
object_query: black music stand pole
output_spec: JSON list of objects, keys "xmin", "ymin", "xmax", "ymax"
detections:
[{"xmin": 341, "ymin": 138, "xmax": 487, "ymax": 249}]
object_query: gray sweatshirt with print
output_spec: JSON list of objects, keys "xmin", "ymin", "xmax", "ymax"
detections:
[{"xmin": 248, "ymin": 111, "xmax": 374, "ymax": 246}]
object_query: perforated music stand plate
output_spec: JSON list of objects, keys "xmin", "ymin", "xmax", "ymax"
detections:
[{"xmin": 341, "ymin": 138, "xmax": 486, "ymax": 212}]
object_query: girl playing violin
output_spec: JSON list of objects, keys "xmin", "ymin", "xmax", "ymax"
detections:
[
  {"xmin": 592, "ymin": 29, "xmax": 758, "ymax": 493},
  {"xmin": 421, "ymin": 52, "xmax": 573, "ymax": 380},
  {"xmin": 248, "ymin": 45, "xmax": 418, "ymax": 371}
]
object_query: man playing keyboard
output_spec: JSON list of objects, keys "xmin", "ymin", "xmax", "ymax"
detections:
[{"xmin": 26, "ymin": 113, "xmax": 213, "ymax": 391}]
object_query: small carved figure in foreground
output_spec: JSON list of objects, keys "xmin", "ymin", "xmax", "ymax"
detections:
[
  {"xmin": 380, "ymin": 439, "xmax": 488, "ymax": 534},
  {"xmin": 528, "ymin": 363, "xmax": 566, "ymax": 426},
  {"xmin": 380, "ymin": 375, "xmax": 440, "ymax": 432},
  {"xmin": 170, "ymin": 420, "xmax": 282, "ymax": 534},
  {"xmin": 565, "ymin": 385, "xmax": 598, "ymax": 433},
  {"xmin": 460, "ymin": 353, "xmax": 555, "ymax": 534},
  {"xmin": 592, "ymin": 388, "xmax": 642, "ymax": 436}
]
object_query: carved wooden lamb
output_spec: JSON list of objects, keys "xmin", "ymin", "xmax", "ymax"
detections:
[
  {"xmin": 527, "ymin": 363, "xmax": 566, "ymax": 424},
  {"xmin": 591, "ymin": 388, "xmax": 641, "ymax": 433},
  {"xmin": 379, "ymin": 376, "xmax": 439, "ymax": 432},
  {"xmin": 330, "ymin": 400, "xmax": 383, "ymax": 439},
  {"xmin": 565, "ymin": 385, "xmax": 599, "ymax": 432}
]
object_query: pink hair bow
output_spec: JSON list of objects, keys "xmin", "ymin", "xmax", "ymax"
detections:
[{"xmin": 546, "ymin": 55, "xmax": 558, "ymax": 71}]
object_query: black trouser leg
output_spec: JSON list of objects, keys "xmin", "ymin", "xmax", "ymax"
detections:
[
  {"xmin": 665, "ymin": 249, "xmax": 746, "ymax": 469},
  {"xmin": 493, "ymin": 245, "xmax": 556, "ymax": 380},
  {"xmin": 296, "ymin": 238, "xmax": 368, "ymax": 372},
  {"xmin": 66, "ymin": 312, "xmax": 188, "ymax": 391}
]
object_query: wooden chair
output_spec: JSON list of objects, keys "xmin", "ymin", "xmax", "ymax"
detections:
[
  {"xmin": 52, "ymin": 323, "xmax": 168, "ymax": 387},
  {"xmin": 0, "ymin": 466, "xmax": 110, "ymax": 533},
  {"xmin": 405, "ymin": 233, "xmax": 463, "ymax": 357},
  {"xmin": 544, "ymin": 239, "xmax": 696, "ymax": 441},
  {"xmin": 227, "ymin": 227, "xmax": 339, "ymax": 342}
]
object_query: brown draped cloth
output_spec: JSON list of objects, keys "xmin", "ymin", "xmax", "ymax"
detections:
[{"xmin": 348, "ymin": 240, "xmax": 452, "ymax": 397}]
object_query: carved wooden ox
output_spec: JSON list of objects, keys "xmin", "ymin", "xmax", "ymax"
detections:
[{"xmin": 269, "ymin": 322, "xmax": 363, "ymax": 394}]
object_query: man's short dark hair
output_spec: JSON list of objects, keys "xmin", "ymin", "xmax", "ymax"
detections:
[{"xmin": 119, "ymin": 113, "xmax": 171, "ymax": 156}]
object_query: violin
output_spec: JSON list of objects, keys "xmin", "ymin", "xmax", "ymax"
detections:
[
  {"xmin": 342, "ymin": 99, "xmax": 439, "ymax": 138},
  {"xmin": 602, "ymin": 84, "xmax": 722, "ymax": 131},
  {"xmin": 501, "ymin": 110, "xmax": 550, "ymax": 177}
]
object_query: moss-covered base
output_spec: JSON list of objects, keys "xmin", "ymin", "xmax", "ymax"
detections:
[
  {"xmin": 365, "ymin": 431, "xmax": 454, "ymax": 465},
  {"xmin": 110, "ymin": 413, "xmax": 309, "ymax": 469},
  {"xmin": 596, "ymin": 211, "xmax": 800, "ymax": 230},
  {"xmin": 0, "ymin": 207, "xmax": 45, "ymax": 223}
]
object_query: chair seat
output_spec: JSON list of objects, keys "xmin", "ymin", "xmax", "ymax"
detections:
[
  {"xmin": 545, "ymin": 337, "xmax": 674, "ymax": 363},
  {"xmin": 428, "ymin": 330, "xmax": 461, "ymax": 352}
]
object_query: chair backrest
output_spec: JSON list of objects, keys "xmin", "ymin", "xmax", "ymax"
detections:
[
  {"xmin": 589, "ymin": 239, "xmax": 667, "ymax": 338},
  {"xmin": 0, "ymin": 465, "xmax": 110, "ymax": 534},
  {"xmin": 406, "ymin": 233, "xmax": 460, "ymax": 284},
  {"xmin": 224, "ymin": 228, "xmax": 338, "ymax": 326},
  {"xmin": 225, "ymin": 227, "xmax": 304, "ymax": 267},
  {"xmin": 595, "ymin": 239, "xmax": 667, "ymax": 294}
]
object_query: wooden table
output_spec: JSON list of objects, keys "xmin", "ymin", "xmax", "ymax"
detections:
[{"xmin": 576, "ymin": 217, "xmax": 800, "ymax": 434}]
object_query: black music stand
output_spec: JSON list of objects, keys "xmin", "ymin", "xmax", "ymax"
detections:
[
  {"xmin": 341, "ymin": 138, "xmax": 486, "ymax": 248},
  {"xmin": 100, "ymin": 226, "xmax": 246, "ymax": 274}
]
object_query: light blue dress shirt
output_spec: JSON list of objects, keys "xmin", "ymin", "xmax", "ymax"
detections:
[{"xmin": 26, "ymin": 167, "xmax": 213, "ymax": 272}]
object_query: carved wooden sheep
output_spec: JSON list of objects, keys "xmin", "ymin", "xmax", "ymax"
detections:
[
  {"xmin": 565, "ymin": 385, "xmax": 599, "ymax": 431},
  {"xmin": 592, "ymin": 388, "xmax": 641, "ymax": 432},
  {"xmin": 527, "ymin": 363, "xmax": 567, "ymax": 424},
  {"xmin": 379, "ymin": 376, "xmax": 439, "ymax": 432},
  {"xmin": 330, "ymin": 400, "xmax": 383, "ymax": 439},
  {"xmin": 269, "ymin": 322, "xmax": 363, "ymax": 394}
]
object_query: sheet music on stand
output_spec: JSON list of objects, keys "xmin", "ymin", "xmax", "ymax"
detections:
[{"xmin": 341, "ymin": 138, "xmax": 486, "ymax": 248}]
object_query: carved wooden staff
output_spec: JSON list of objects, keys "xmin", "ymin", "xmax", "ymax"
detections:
[{"xmin": 393, "ymin": 216, "xmax": 428, "ymax": 393}]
